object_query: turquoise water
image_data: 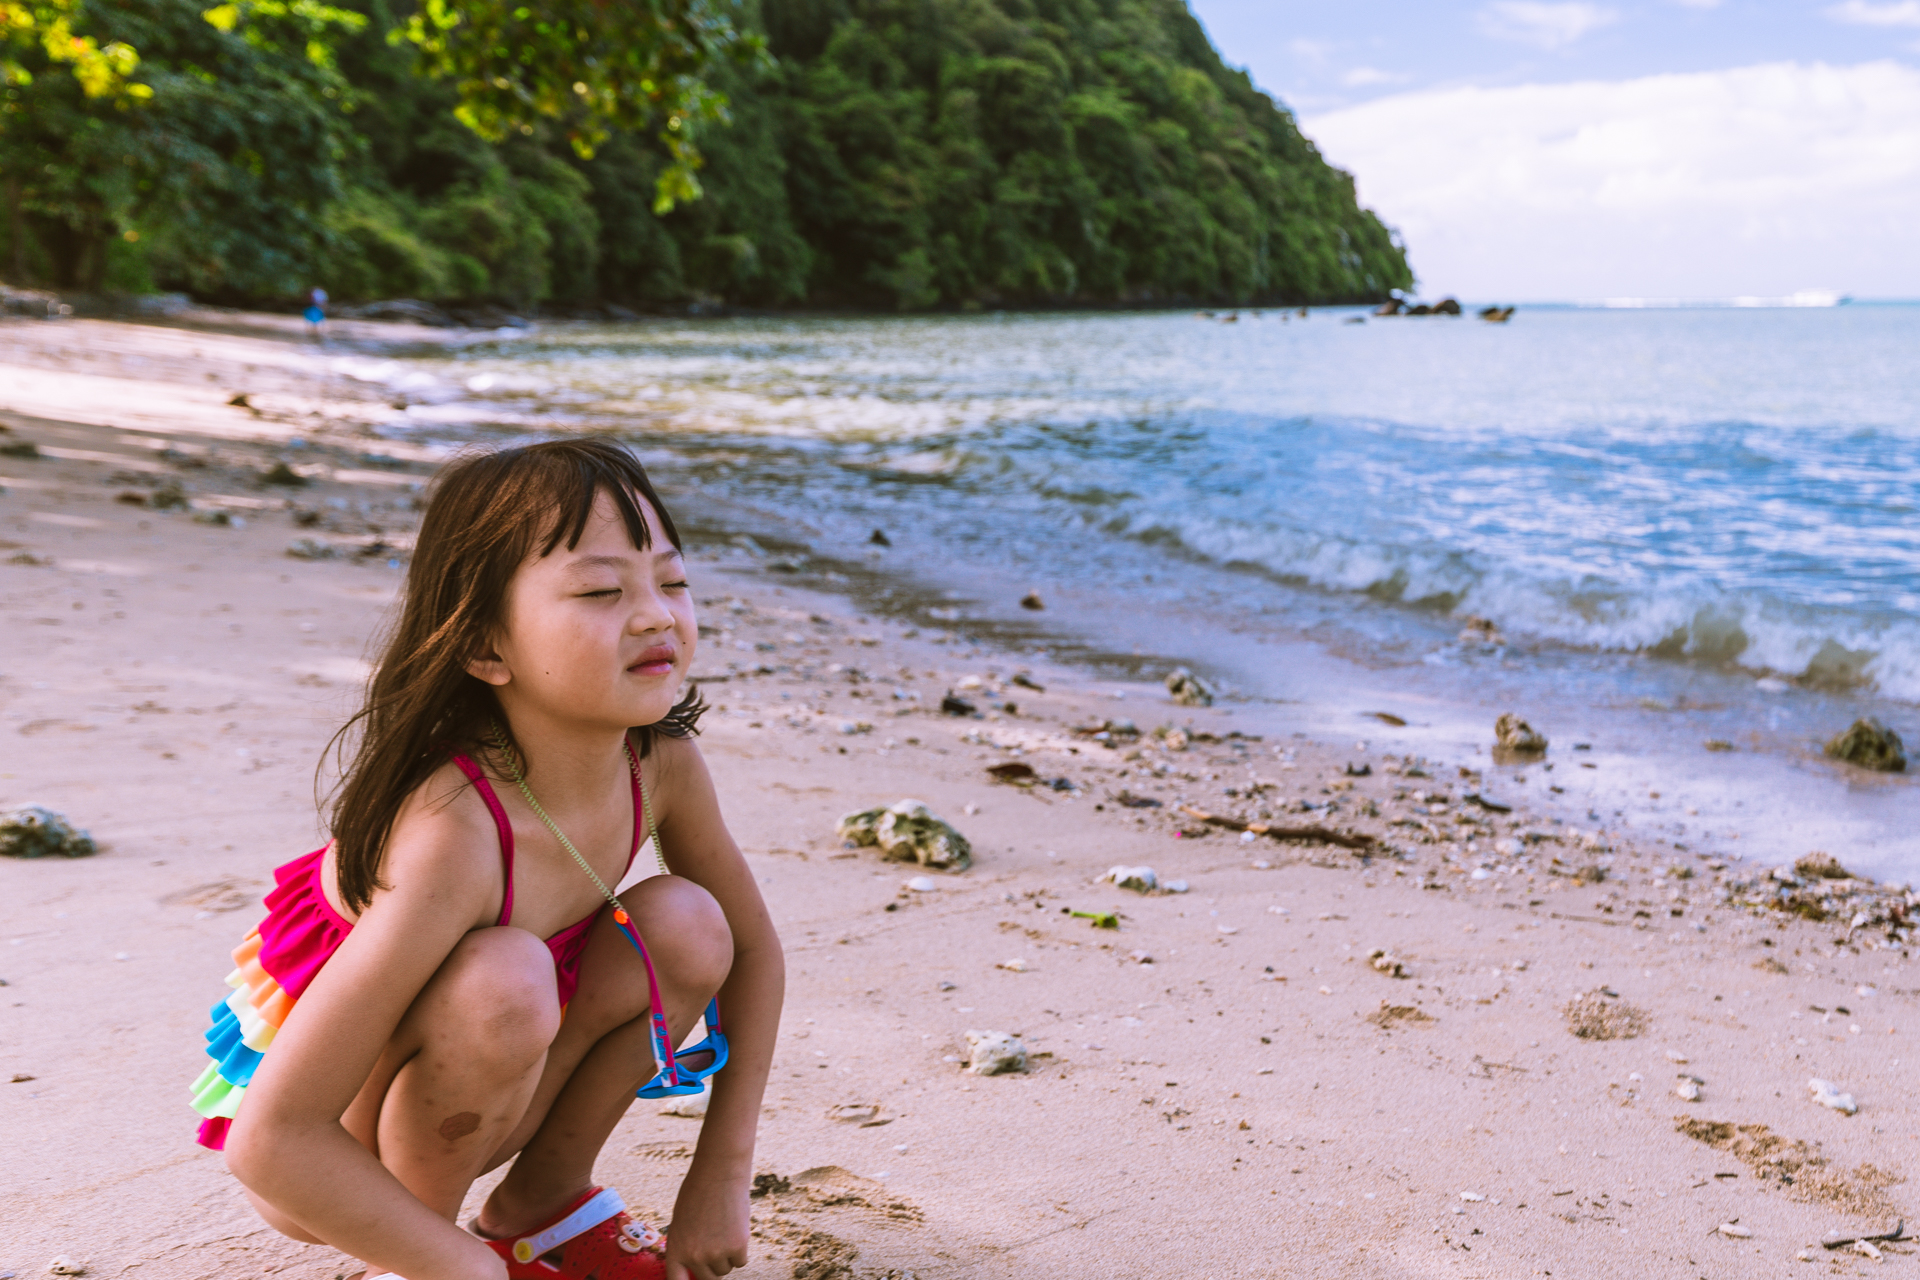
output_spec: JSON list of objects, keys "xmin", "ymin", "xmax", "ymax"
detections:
[{"xmin": 400, "ymin": 304, "xmax": 1920, "ymax": 702}]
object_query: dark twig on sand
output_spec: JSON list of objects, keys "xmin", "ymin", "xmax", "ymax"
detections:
[
  {"xmin": 1823, "ymin": 1221, "xmax": 1905, "ymax": 1250},
  {"xmin": 1177, "ymin": 805, "xmax": 1377, "ymax": 851}
]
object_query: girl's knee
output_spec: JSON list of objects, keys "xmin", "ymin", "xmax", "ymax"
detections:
[
  {"xmin": 438, "ymin": 927, "xmax": 561, "ymax": 1060},
  {"xmin": 622, "ymin": 876, "xmax": 733, "ymax": 989}
]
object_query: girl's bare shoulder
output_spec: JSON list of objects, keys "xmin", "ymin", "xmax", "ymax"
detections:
[
  {"xmin": 378, "ymin": 757, "xmax": 510, "ymax": 911},
  {"xmin": 635, "ymin": 728, "xmax": 712, "ymax": 797}
]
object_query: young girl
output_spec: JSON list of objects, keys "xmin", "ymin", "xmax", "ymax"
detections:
[{"xmin": 187, "ymin": 439, "xmax": 783, "ymax": 1280}]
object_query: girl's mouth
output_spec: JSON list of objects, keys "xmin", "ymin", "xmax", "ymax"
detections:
[{"xmin": 628, "ymin": 644, "xmax": 677, "ymax": 677}]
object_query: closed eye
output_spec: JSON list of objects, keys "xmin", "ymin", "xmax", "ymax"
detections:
[
  {"xmin": 580, "ymin": 588, "xmax": 622, "ymax": 599},
  {"xmin": 663, "ymin": 579, "xmax": 690, "ymax": 591}
]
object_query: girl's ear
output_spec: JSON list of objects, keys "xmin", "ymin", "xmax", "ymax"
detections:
[{"xmin": 466, "ymin": 639, "xmax": 511, "ymax": 687}]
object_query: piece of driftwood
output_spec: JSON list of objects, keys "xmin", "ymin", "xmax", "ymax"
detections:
[
  {"xmin": 1177, "ymin": 805, "xmax": 1377, "ymax": 851},
  {"xmin": 1823, "ymin": 1221, "xmax": 1905, "ymax": 1250}
]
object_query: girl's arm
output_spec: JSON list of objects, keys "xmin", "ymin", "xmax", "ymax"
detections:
[
  {"xmin": 224, "ymin": 789, "xmax": 508, "ymax": 1280},
  {"xmin": 650, "ymin": 735, "xmax": 786, "ymax": 1280}
]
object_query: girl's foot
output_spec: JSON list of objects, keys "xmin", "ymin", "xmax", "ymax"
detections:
[{"xmin": 473, "ymin": 1186, "xmax": 665, "ymax": 1280}]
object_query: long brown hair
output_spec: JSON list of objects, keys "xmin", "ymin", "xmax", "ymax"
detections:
[{"xmin": 327, "ymin": 438, "xmax": 705, "ymax": 912}]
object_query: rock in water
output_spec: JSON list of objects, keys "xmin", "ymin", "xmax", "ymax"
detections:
[
  {"xmin": 868, "ymin": 529, "xmax": 891, "ymax": 546},
  {"xmin": 1824, "ymin": 718, "xmax": 1906, "ymax": 772},
  {"xmin": 0, "ymin": 806, "xmax": 97, "ymax": 859},
  {"xmin": 1019, "ymin": 589, "xmax": 1045, "ymax": 611},
  {"xmin": 964, "ymin": 1030, "xmax": 1027, "ymax": 1075},
  {"xmin": 1164, "ymin": 667, "xmax": 1214, "ymax": 707},
  {"xmin": 1493, "ymin": 713, "xmax": 1548, "ymax": 757},
  {"xmin": 835, "ymin": 800, "xmax": 972, "ymax": 871}
]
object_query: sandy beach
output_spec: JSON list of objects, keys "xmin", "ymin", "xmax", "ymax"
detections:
[{"xmin": 2, "ymin": 311, "xmax": 1915, "ymax": 1278}]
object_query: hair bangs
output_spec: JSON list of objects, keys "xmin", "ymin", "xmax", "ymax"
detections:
[{"xmin": 536, "ymin": 446, "xmax": 676, "ymax": 558}]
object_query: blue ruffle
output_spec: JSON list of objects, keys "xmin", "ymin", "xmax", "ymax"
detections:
[{"xmin": 202, "ymin": 993, "xmax": 264, "ymax": 1087}]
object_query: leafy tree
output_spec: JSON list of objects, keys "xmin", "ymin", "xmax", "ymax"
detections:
[
  {"xmin": 2, "ymin": 0, "xmax": 362, "ymax": 293},
  {"xmin": 396, "ymin": 0, "xmax": 765, "ymax": 211}
]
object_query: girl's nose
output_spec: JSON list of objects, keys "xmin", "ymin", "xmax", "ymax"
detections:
[{"xmin": 631, "ymin": 597, "xmax": 677, "ymax": 634}]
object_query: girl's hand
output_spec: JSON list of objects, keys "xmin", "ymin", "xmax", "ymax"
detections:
[{"xmin": 664, "ymin": 1171, "xmax": 750, "ymax": 1279}]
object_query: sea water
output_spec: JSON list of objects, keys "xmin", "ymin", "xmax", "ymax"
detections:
[{"xmin": 365, "ymin": 304, "xmax": 1920, "ymax": 878}]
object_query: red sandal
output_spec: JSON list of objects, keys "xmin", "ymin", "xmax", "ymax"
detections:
[{"xmin": 477, "ymin": 1186, "xmax": 666, "ymax": 1280}]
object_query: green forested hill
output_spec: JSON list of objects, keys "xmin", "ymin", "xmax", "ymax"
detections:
[{"xmin": 4, "ymin": 0, "xmax": 1413, "ymax": 310}]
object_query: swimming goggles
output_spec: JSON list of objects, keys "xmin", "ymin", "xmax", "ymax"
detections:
[{"xmin": 610, "ymin": 905, "xmax": 729, "ymax": 1098}]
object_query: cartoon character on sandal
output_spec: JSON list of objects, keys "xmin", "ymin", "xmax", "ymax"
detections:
[{"xmin": 189, "ymin": 442, "xmax": 782, "ymax": 1280}]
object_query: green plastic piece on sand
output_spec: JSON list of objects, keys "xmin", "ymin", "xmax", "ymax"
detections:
[{"xmin": 1070, "ymin": 909, "xmax": 1119, "ymax": 929}]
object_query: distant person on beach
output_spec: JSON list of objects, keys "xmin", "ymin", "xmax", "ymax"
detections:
[
  {"xmin": 303, "ymin": 286, "xmax": 327, "ymax": 337},
  {"xmin": 186, "ymin": 439, "xmax": 782, "ymax": 1280}
]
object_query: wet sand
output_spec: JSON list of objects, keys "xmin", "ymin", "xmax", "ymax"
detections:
[{"xmin": 1, "ymin": 312, "xmax": 1915, "ymax": 1278}]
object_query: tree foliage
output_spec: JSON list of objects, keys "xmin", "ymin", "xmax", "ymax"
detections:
[
  {"xmin": 2, "ymin": 0, "xmax": 361, "ymax": 292},
  {"xmin": 397, "ymin": 0, "xmax": 763, "ymax": 211},
  {"xmin": 2, "ymin": 0, "xmax": 1413, "ymax": 309}
]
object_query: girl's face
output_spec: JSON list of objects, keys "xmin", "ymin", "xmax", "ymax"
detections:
[{"xmin": 471, "ymin": 488, "xmax": 696, "ymax": 734}]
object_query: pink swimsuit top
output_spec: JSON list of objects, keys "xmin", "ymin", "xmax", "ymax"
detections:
[{"xmin": 255, "ymin": 752, "xmax": 646, "ymax": 1009}]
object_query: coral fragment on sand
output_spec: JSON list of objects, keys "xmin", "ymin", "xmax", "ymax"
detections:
[
  {"xmin": 964, "ymin": 1029, "xmax": 1027, "ymax": 1075},
  {"xmin": 1562, "ymin": 989, "xmax": 1649, "ymax": 1040},
  {"xmin": 835, "ymin": 800, "xmax": 972, "ymax": 871},
  {"xmin": 0, "ymin": 806, "xmax": 97, "ymax": 859}
]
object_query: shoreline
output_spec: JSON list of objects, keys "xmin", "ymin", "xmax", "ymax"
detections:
[{"xmin": 2, "ymin": 311, "xmax": 1916, "ymax": 1277}]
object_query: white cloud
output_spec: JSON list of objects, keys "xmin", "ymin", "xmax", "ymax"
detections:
[
  {"xmin": 1341, "ymin": 66, "xmax": 1408, "ymax": 87},
  {"xmin": 1479, "ymin": 2, "xmax": 1620, "ymax": 49},
  {"xmin": 1302, "ymin": 61, "xmax": 1920, "ymax": 299},
  {"xmin": 1288, "ymin": 37, "xmax": 1333, "ymax": 62},
  {"xmin": 1826, "ymin": 0, "xmax": 1920, "ymax": 25},
  {"xmin": 1672, "ymin": 0, "xmax": 1723, "ymax": 8}
]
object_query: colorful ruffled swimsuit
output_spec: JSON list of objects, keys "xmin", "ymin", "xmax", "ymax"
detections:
[{"xmin": 189, "ymin": 752, "xmax": 652, "ymax": 1150}]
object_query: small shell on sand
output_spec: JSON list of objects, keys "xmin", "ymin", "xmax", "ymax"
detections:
[
  {"xmin": 1674, "ymin": 1077, "xmax": 1702, "ymax": 1102},
  {"xmin": 47, "ymin": 1261, "xmax": 88, "ymax": 1277},
  {"xmin": 997, "ymin": 958, "xmax": 1029, "ymax": 972},
  {"xmin": 1100, "ymin": 865, "xmax": 1158, "ymax": 892},
  {"xmin": 1808, "ymin": 1078, "xmax": 1858, "ymax": 1114},
  {"xmin": 1716, "ymin": 1223, "xmax": 1752, "ymax": 1239},
  {"xmin": 658, "ymin": 1081, "xmax": 711, "ymax": 1117}
]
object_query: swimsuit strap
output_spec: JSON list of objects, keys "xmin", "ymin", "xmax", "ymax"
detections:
[
  {"xmin": 449, "ymin": 753, "xmax": 517, "ymax": 927},
  {"xmin": 626, "ymin": 734, "xmax": 665, "ymax": 878}
]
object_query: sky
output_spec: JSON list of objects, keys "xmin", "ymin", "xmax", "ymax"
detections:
[{"xmin": 1186, "ymin": 1, "xmax": 1920, "ymax": 300}]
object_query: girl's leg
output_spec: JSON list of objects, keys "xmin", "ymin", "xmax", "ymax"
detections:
[
  {"xmin": 363, "ymin": 926, "xmax": 562, "ymax": 1218},
  {"xmin": 239, "ymin": 925, "xmax": 561, "ymax": 1247},
  {"xmin": 475, "ymin": 875, "xmax": 733, "ymax": 1234}
]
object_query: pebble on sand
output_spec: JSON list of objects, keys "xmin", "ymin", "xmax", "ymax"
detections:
[
  {"xmin": 0, "ymin": 806, "xmax": 97, "ymax": 860},
  {"xmin": 1367, "ymin": 949, "xmax": 1409, "ymax": 978},
  {"xmin": 1163, "ymin": 668, "xmax": 1215, "ymax": 707},
  {"xmin": 964, "ymin": 1030, "xmax": 1028, "ymax": 1076},
  {"xmin": 1493, "ymin": 713, "xmax": 1548, "ymax": 758},
  {"xmin": 286, "ymin": 536, "xmax": 335, "ymax": 561}
]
